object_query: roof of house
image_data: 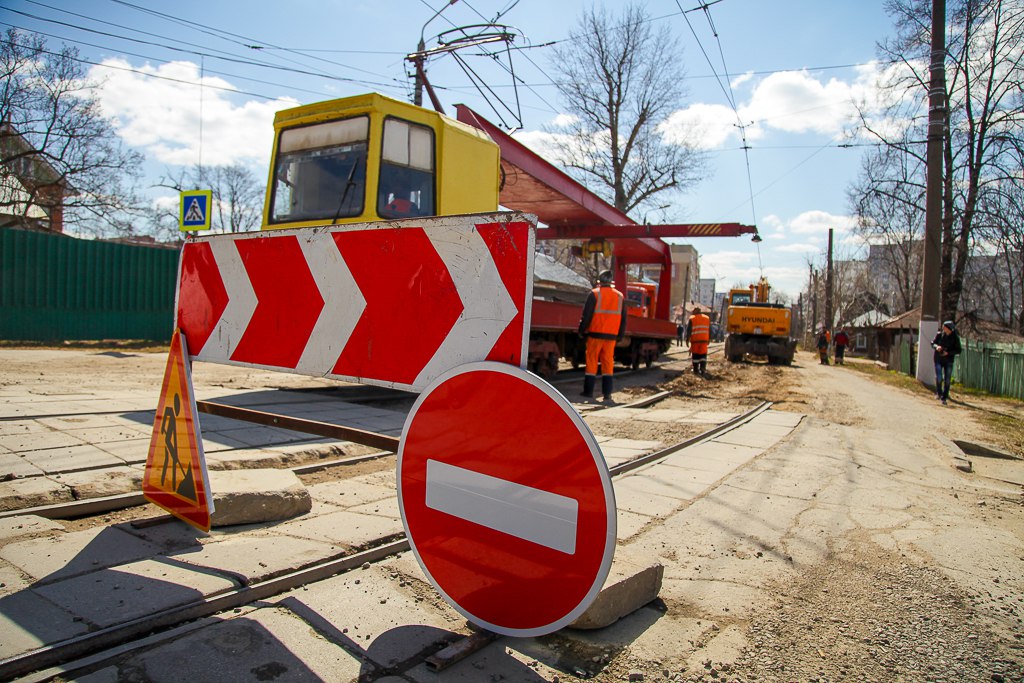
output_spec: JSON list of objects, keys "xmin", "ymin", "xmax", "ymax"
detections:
[
  {"xmin": 879, "ymin": 307, "xmax": 921, "ymax": 330},
  {"xmin": 848, "ymin": 309, "xmax": 891, "ymax": 328},
  {"xmin": 533, "ymin": 252, "xmax": 590, "ymax": 289}
]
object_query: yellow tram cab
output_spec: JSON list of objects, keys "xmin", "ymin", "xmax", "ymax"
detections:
[{"xmin": 261, "ymin": 93, "xmax": 501, "ymax": 230}]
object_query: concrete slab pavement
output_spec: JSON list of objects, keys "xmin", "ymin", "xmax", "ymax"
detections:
[
  {"xmin": 168, "ymin": 534, "xmax": 341, "ymax": 583},
  {"xmin": 278, "ymin": 561, "xmax": 467, "ymax": 671},
  {"xmin": 0, "ymin": 589, "xmax": 91, "ymax": 660},
  {"xmin": 0, "ymin": 387, "xmax": 410, "ymax": 511},
  {"xmin": 0, "ymin": 403, "xmax": 806, "ymax": 676},
  {"xmin": 78, "ymin": 606, "xmax": 367, "ymax": 683},
  {"xmin": 0, "ymin": 526, "xmax": 162, "ymax": 583},
  {"xmin": 32, "ymin": 557, "xmax": 238, "ymax": 629},
  {"xmin": 0, "ymin": 514, "xmax": 62, "ymax": 541}
]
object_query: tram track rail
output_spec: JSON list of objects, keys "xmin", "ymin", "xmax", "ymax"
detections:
[
  {"xmin": 0, "ymin": 399, "xmax": 772, "ymax": 681},
  {"xmin": 0, "ymin": 386, "xmax": 679, "ymax": 523}
]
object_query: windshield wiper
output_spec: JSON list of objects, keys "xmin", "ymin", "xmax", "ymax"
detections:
[{"xmin": 331, "ymin": 157, "xmax": 361, "ymax": 225}]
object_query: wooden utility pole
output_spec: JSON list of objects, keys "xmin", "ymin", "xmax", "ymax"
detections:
[
  {"xmin": 825, "ymin": 228, "xmax": 835, "ymax": 336},
  {"xmin": 811, "ymin": 268, "xmax": 819, "ymax": 339},
  {"xmin": 917, "ymin": 0, "xmax": 947, "ymax": 383}
]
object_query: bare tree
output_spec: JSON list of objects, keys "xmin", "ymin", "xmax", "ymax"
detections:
[
  {"xmin": 973, "ymin": 151, "xmax": 1024, "ymax": 332},
  {"xmin": 153, "ymin": 164, "xmax": 264, "ymax": 238},
  {"xmin": 852, "ymin": 0, "xmax": 1024, "ymax": 320},
  {"xmin": 849, "ymin": 145, "xmax": 925, "ymax": 314},
  {"xmin": 0, "ymin": 29, "xmax": 143, "ymax": 235},
  {"xmin": 549, "ymin": 4, "xmax": 705, "ymax": 217}
]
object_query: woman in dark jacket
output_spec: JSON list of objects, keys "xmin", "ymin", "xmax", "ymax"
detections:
[{"xmin": 932, "ymin": 320, "xmax": 962, "ymax": 405}]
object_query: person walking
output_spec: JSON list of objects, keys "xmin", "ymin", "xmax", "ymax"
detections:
[
  {"xmin": 686, "ymin": 306, "xmax": 711, "ymax": 376},
  {"xmin": 676, "ymin": 322, "xmax": 685, "ymax": 347},
  {"xmin": 816, "ymin": 328, "xmax": 830, "ymax": 365},
  {"xmin": 833, "ymin": 328, "xmax": 850, "ymax": 365},
  {"xmin": 932, "ymin": 320, "xmax": 962, "ymax": 405},
  {"xmin": 578, "ymin": 270, "xmax": 626, "ymax": 402}
]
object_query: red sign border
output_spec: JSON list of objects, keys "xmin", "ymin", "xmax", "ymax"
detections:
[
  {"xmin": 397, "ymin": 361, "xmax": 616, "ymax": 637},
  {"xmin": 143, "ymin": 329, "xmax": 214, "ymax": 533}
]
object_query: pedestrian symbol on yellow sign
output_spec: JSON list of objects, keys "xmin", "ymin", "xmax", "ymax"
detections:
[
  {"xmin": 179, "ymin": 190, "xmax": 212, "ymax": 231},
  {"xmin": 183, "ymin": 199, "xmax": 205, "ymax": 224},
  {"xmin": 144, "ymin": 329, "xmax": 214, "ymax": 531}
]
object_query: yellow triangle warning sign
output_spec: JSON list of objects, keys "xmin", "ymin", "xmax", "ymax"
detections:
[{"xmin": 144, "ymin": 329, "xmax": 214, "ymax": 532}]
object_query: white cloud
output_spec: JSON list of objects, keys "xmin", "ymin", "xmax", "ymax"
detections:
[
  {"xmin": 90, "ymin": 59, "xmax": 298, "ymax": 168},
  {"xmin": 730, "ymin": 71, "xmax": 754, "ymax": 90},
  {"xmin": 151, "ymin": 194, "xmax": 178, "ymax": 211},
  {"xmin": 774, "ymin": 242, "xmax": 822, "ymax": 254},
  {"xmin": 759, "ymin": 265, "xmax": 812, "ymax": 298},
  {"xmin": 760, "ymin": 214, "xmax": 786, "ymax": 238},
  {"xmin": 788, "ymin": 209, "xmax": 858, "ymax": 235},
  {"xmin": 739, "ymin": 69, "xmax": 859, "ymax": 136},
  {"xmin": 659, "ymin": 103, "xmax": 746, "ymax": 150},
  {"xmin": 511, "ymin": 129, "xmax": 574, "ymax": 165},
  {"xmin": 660, "ymin": 65, "xmax": 906, "ymax": 150},
  {"xmin": 550, "ymin": 113, "xmax": 578, "ymax": 128}
]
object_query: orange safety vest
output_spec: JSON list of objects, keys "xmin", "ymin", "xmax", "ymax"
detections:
[
  {"xmin": 587, "ymin": 286, "xmax": 624, "ymax": 336},
  {"xmin": 689, "ymin": 313, "xmax": 710, "ymax": 344}
]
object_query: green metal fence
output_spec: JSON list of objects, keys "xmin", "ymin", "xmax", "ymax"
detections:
[
  {"xmin": 953, "ymin": 337, "xmax": 1024, "ymax": 401},
  {"xmin": 0, "ymin": 228, "xmax": 179, "ymax": 342},
  {"xmin": 895, "ymin": 337, "xmax": 1024, "ymax": 400}
]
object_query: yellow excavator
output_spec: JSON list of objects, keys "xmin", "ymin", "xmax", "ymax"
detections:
[{"xmin": 723, "ymin": 277, "xmax": 796, "ymax": 365}]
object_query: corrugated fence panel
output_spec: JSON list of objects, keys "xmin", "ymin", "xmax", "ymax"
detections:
[
  {"xmin": 0, "ymin": 228, "xmax": 179, "ymax": 342},
  {"xmin": 953, "ymin": 338, "xmax": 1024, "ymax": 401}
]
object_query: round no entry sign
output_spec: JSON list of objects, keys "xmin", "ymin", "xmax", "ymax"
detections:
[{"xmin": 397, "ymin": 362, "xmax": 616, "ymax": 637}]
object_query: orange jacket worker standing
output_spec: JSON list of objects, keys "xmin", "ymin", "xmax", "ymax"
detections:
[
  {"xmin": 686, "ymin": 307, "xmax": 711, "ymax": 376},
  {"xmin": 578, "ymin": 270, "xmax": 626, "ymax": 402}
]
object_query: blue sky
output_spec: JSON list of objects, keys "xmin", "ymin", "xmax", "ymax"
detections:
[{"xmin": 2, "ymin": 0, "xmax": 901, "ymax": 298}]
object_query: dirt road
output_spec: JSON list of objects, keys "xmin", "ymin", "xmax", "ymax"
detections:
[{"xmin": 642, "ymin": 351, "xmax": 1024, "ymax": 682}]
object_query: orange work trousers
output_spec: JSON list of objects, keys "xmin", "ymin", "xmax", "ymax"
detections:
[{"xmin": 585, "ymin": 337, "xmax": 616, "ymax": 376}]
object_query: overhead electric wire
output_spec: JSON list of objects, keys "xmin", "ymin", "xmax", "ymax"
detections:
[
  {"xmin": 409, "ymin": 0, "xmax": 540, "ymax": 127},
  {"xmin": 0, "ymin": 27, "xmax": 407, "ymax": 105},
  {"xmin": 21, "ymin": 0, "xmax": 313, "ymax": 76},
  {"xmin": 0, "ymin": 23, "xmax": 403, "ymax": 100},
  {"xmin": 676, "ymin": 0, "xmax": 767, "ymax": 273},
  {"xmin": 2, "ymin": 6, "xmax": 405, "ymax": 92},
  {"xmin": 0, "ymin": 29, "xmax": 286, "ymax": 101},
  {"xmin": 106, "ymin": 0, "xmax": 393, "ymax": 82},
  {"xmin": 13, "ymin": 0, "xmax": 405, "ymax": 95}
]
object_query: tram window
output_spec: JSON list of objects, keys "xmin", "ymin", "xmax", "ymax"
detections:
[
  {"xmin": 378, "ymin": 118, "xmax": 435, "ymax": 219},
  {"xmin": 270, "ymin": 116, "xmax": 369, "ymax": 224}
]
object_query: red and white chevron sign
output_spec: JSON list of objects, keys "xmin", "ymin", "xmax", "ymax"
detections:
[{"xmin": 175, "ymin": 213, "xmax": 536, "ymax": 392}]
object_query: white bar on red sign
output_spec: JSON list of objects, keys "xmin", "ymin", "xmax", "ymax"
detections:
[{"xmin": 424, "ymin": 459, "xmax": 579, "ymax": 554}]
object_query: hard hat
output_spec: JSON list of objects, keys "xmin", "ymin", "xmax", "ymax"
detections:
[{"xmin": 598, "ymin": 270, "xmax": 613, "ymax": 283}]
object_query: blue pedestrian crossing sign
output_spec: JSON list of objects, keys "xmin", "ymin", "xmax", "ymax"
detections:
[{"xmin": 180, "ymin": 190, "xmax": 213, "ymax": 231}]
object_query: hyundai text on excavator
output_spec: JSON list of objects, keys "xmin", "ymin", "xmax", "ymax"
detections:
[{"xmin": 723, "ymin": 277, "xmax": 796, "ymax": 365}]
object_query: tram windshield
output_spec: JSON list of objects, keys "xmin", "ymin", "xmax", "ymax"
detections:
[{"xmin": 270, "ymin": 116, "xmax": 369, "ymax": 224}]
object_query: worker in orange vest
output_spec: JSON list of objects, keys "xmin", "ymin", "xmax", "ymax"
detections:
[
  {"xmin": 578, "ymin": 270, "xmax": 627, "ymax": 402},
  {"xmin": 686, "ymin": 306, "xmax": 711, "ymax": 376}
]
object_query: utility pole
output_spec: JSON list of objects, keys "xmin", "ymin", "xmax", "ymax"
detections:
[
  {"xmin": 916, "ymin": 0, "xmax": 947, "ymax": 384},
  {"xmin": 811, "ymin": 268, "xmax": 819, "ymax": 343},
  {"xmin": 411, "ymin": 0, "xmax": 459, "ymax": 108},
  {"xmin": 412, "ymin": 39, "xmax": 425, "ymax": 107},
  {"xmin": 825, "ymin": 228, "xmax": 835, "ymax": 337}
]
